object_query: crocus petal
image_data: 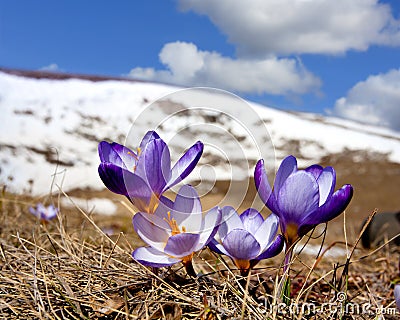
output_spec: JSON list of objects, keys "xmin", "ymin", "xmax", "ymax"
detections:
[
  {"xmin": 303, "ymin": 184, "xmax": 353, "ymax": 226},
  {"xmin": 240, "ymin": 208, "xmax": 264, "ymax": 235},
  {"xmin": 255, "ymin": 235, "xmax": 284, "ymax": 260},
  {"xmin": 45, "ymin": 205, "xmax": 58, "ymax": 219},
  {"xmin": 121, "ymin": 170, "xmax": 160, "ymax": 212},
  {"xmin": 197, "ymin": 206, "xmax": 222, "ymax": 247},
  {"xmin": 274, "ymin": 155, "xmax": 297, "ymax": 197},
  {"xmin": 207, "ymin": 238, "xmax": 231, "ymax": 256},
  {"xmin": 317, "ymin": 167, "xmax": 336, "ymax": 206},
  {"xmin": 172, "ymin": 185, "xmax": 202, "ymax": 229},
  {"xmin": 164, "ymin": 233, "xmax": 200, "ymax": 258},
  {"xmin": 110, "ymin": 142, "xmax": 138, "ymax": 170},
  {"xmin": 132, "ymin": 212, "xmax": 170, "ymax": 251},
  {"xmin": 277, "ymin": 171, "xmax": 320, "ymax": 223},
  {"xmin": 98, "ymin": 163, "xmax": 131, "ymax": 195},
  {"xmin": 98, "ymin": 141, "xmax": 137, "ymax": 170},
  {"xmin": 98, "ymin": 141, "xmax": 122, "ymax": 165},
  {"xmin": 158, "ymin": 196, "xmax": 174, "ymax": 212},
  {"xmin": 305, "ymin": 164, "xmax": 323, "ymax": 180},
  {"xmin": 165, "ymin": 141, "xmax": 204, "ymax": 191},
  {"xmin": 29, "ymin": 207, "xmax": 37, "ymax": 216},
  {"xmin": 394, "ymin": 284, "xmax": 400, "ymax": 311},
  {"xmin": 125, "ymin": 174, "xmax": 153, "ymax": 199},
  {"xmin": 222, "ymin": 229, "xmax": 261, "ymax": 260},
  {"xmin": 30, "ymin": 203, "xmax": 55, "ymax": 220},
  {"xmin": 139, "ymin": 130, "xmax": 160, "ymax": 150},
  {"xmin": 254, "ymin": 160, "xmax": 272, "ymax": 204},
  {"xmin": 99, "ymin": 161, "xmax": 154, "ymax": 208},
  {"xmin": 173, "ymin": 185, "xmax": 202, "ymax": 214},
  {"xmin": 254, "ymin": 213, "xmax": 279, "ymax": 251},
  {"xmin": 133, "ymin": 246, "xmax": 180, "ymax": 268},
  {"xmin": 173, "ymin": 185, "xmax": 202, "ymax": 221},
  {"xmin": 37, "ymin": 203, "xmax": 46, "ymax": 212},
  {"xmin": 134, "ymin": 139, "xmax": 171, "ymax": 195},
  {"xmin": 254, "ymin": 160, "xmax": 279, "ymax": 214},
  {"xmin": 217, "ymin": 206, "xmax": 243, "ymax": 240}
]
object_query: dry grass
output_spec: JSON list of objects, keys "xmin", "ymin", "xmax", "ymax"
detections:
[{"xmin": 0, "ymin": 190, "xmax": 399, "ymax": 319}]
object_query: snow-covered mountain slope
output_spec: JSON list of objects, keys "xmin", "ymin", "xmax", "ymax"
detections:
[{"xmin": 1, "ymin": 71, "xmax": 399, "ymax": 196}]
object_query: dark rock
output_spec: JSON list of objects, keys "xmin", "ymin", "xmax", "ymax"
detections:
[{"xmin": 361, "ymin": 212, "xmax": 400, "ymax": 248}]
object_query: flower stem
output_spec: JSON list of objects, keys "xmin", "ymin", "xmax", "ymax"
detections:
[
  {"xmin": 183, "ymin": 259, "xmax": 197, "ymax": 277},
  {"xmin": 280, "ymin": 245, "xmax": 293, "ymax": 304},
  {"xmin": 282, "ymin": 276, "xmax": 291, "ymax": 305},
  {"xmin": 240, "ymin": 268, "xmax": 250, "ymax": 278},
  {"xmin": 283, "ymin": 246, "xmax": 293, "ymax": 275},
  {"xmin": 151, "ymin": 267, "xmax": 159, "ymax": 276},
  {"xmin": 239, "ymin": 268, "xmax": 251, "ymax": 294}
]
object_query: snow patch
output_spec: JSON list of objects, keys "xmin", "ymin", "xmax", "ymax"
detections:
[{"xmin": 61, "ymin": 197, "xmax": 117, "ymax": 216}]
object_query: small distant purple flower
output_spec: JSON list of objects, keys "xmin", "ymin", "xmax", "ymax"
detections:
[
  {"xmin": 255, "ymin": 155, "xmax": 353, "ymax": 247},
  {"xmin": 98, "ymin": 131, "xmax": 203, "ymax": 213},
  {"xmin": 395, "ymin": 284, "xmax": 400, "ymax": 311},
  {"xmin": 29, "ymin": 203, "xmax": 58, "ymax": 221},
  {"xmin": 208, "ymin": 207, "xmax": 284, "ymax": 275},
  {"xmin": 132, "ymin": 185, "xmax": 221, "ymax": 275}
]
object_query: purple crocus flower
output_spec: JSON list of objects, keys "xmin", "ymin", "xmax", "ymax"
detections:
[
  {"xmin": 29, "ymin": 203, "xmax": 58, "ymax": 221},
  {"xmin": 255, "ymin": 155, "xmax": 353, "ymax": 247},
  {"xmin": 132, "ymin": 185, "xmax": 221, "ymax": 276},
  {"xmin": 98, "ymin": 131, "xmax": 203, "ymax": 213},
  {"xmin": 208, "ymin": 207, "xmax": 284, "ymax": 276}
]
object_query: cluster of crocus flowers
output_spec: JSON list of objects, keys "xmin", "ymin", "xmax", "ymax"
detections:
[
  {"xmin": 98, "ymin": 131, "xmax": 354, "ymax": 279},
  {"xmin": 208, "ymin": 207, "xmax": 284, "ymax": 276},
  {"xmin": 98, "ymin": 131, "xmax": 203, "ymax": 213},
  {"xmin": 29, "ymin": 203, "xmax": 58, "ymax": 221}
]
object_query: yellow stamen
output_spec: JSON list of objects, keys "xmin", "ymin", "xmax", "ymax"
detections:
[
  {"xmin": 126, "ymin": 151, "xmax": 139, "ymax": 171},
  {"xmin": 133, "ymin": 192, "xmax": 160, "ymax": 214},
  {"xmin": 127, "ymin": 151, "xmax": 138, "ymax": 160},
  {"xmin": 137, "ymin": 147, "xmax": 142, "ymax": 155},
  {"xmin": 164, "ymin": 211, "xmax": 185, "ymax": 236}
]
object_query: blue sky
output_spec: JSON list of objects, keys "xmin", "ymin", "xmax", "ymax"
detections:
[{"xmin": 1, "ymin": 0, "xmax": 400, "ymax": 130}]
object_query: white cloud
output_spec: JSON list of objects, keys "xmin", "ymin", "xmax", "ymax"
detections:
[
  {"xmin": 332, "ymin": 69, "xmax": 400, "ymax": 131},
  {"xmin": 129, "ymin": 41, "xmax": 321, "ymax": 95},
  {"xmin": 39, "ymin": 63, "xmax": 61, "ymax": 72},
  {"xmin": 178, "ymin": 0, "xmax": 400, "ymax": 56}
]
